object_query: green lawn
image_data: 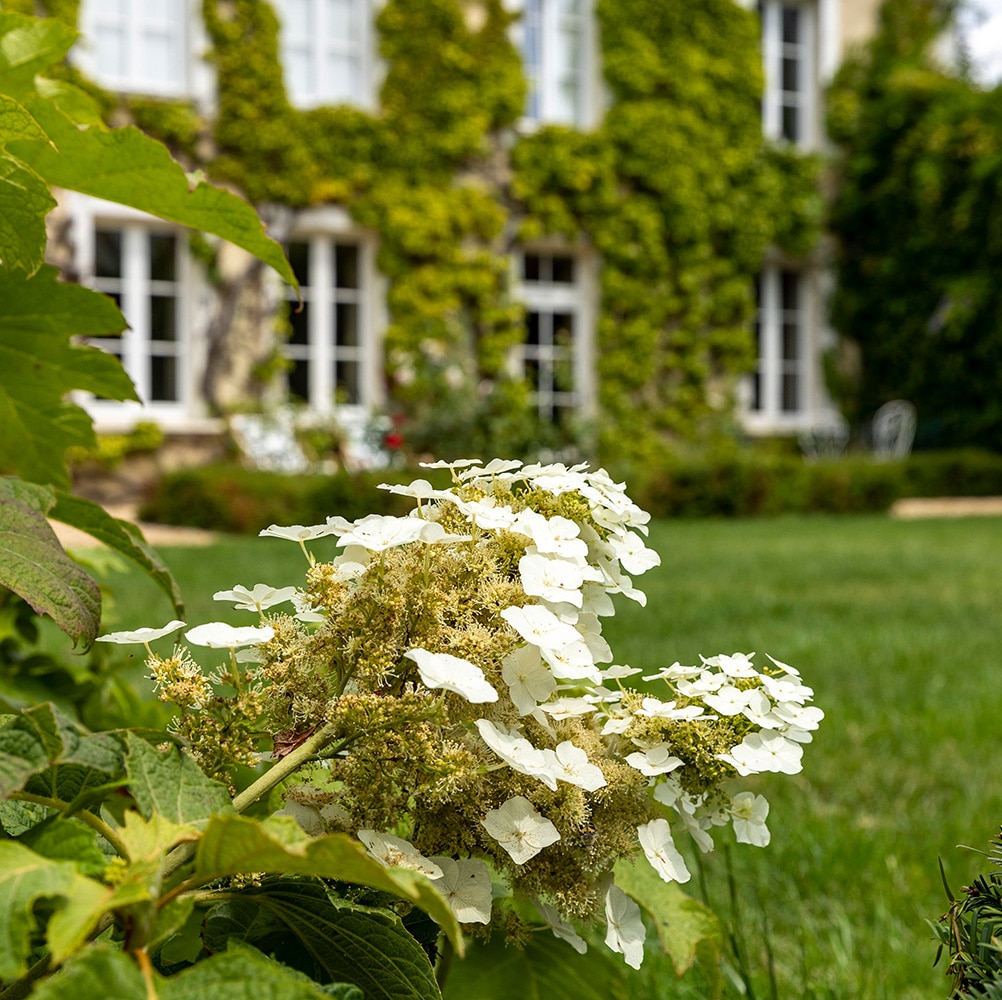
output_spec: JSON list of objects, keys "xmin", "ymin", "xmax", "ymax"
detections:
[{"xmin": 91, "ymin": 514, "xmax": 1002, "ymax": 999}]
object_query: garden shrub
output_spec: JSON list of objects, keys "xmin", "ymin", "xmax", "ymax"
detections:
[
  {"xmin": 140, "ymin": 464, "xmax": 440, "ymax": 533},
  {"xmin": 144, "ymin": 449, "xmax": 1002, "ymax": 531}
]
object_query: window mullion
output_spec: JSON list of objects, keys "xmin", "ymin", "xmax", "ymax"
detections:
[
  {"xmin": 312, "ymin": 237, "xmax": 333, "ymax": 412},
  {"xmin": 762, "ymin": 267, "xmax": 780, "ymax": 419}
]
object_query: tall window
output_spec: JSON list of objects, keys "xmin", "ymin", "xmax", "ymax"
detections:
[
  {"xmin": 80, "ymin": 0, "xmax": 188, "ymax": 95},
  {"xmin": 518, "ymin": 252, "xmax": 580, "ymax": 424},
  {"xmin": 276, "ymin": 0, "xmax": 371, "ymax": 107},
  {"xmin": 750, "ymin": 268, "xmax": 805, "ymax": 419},
  {"xmin": 759, "ymin": 1, "xmax": 816, "ymax": 146},
  {"xmin": 283, "ymin": 237, "xmax": 365, "ymax": 409},
  {"xmin": 88, "ymin": 226, "xmax": 185, "ymax": 406},
  {"xmin": 521, "ymin": 0, "xmax": 589, "ymax": 126}
]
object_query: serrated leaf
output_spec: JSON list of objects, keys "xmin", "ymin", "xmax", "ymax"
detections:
[
  {"xmin": 0, "ymin": 266, "xmax": 136, "ymax": 488},
  {"xmin": 11, "ymin": 93, "xmax": 296, "ymax": 291},
  {"xmin": 19, "ymin": 815, "xmax": 108, "ymax": 876},
  {"xmin": 0, "ymin": 703, "xmax": 125, "ymax": 803},
  {"xmin": 442, "ymin": 927, "xmax": 629, "ymax": 1000},
  {"xmin": 49, "ymin": 491, "xmax": 184, "ymax": 616},
  {"xmin": 195, "ymin": 814, "xmax": 462, "ymax": 953},
  {"xmin": 124, "ymin": 735, "xmax": 232, "ymax": 828},
  {"xmin": 613, "ymin": 857, "xmax": 723, "ymax": 979},
  {"xmin": 204, "ymin": 881, "xmax": 441, "ymax": 1000},
  {"xmin": 0, "ymin": 151, "xmax": 53, "ymax": 274},
  {"xmin": 0, "ymin": 496, "xmax": 100, "ymax": 645},
  {"xmin": 0, "ymin": 840, "xmax": 120, "ymax": 978}
]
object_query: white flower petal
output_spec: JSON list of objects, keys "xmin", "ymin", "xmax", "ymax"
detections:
[
  {"xmin": 638, "ymin": 818, "xmax": 691, "ymax": 884},
  {"xmin": 429, "ymin": 857, "xmax": 493, "ymax": 924},
  {"xmin": 404, "ymin": 649, "xmax": 498, "ymax": 703},
  {"xmin": 96, "ymin": 620, "xmax": 186, "ymax": 645},
  {"xmin": 184, "ymin": 622, "xmax": 274, "ymax": 649},
  {"xmin": 481, "ymin": 795, "xmax": 561, "ymax": 864},
  {"xmin": 604, "ymin": 884, "xmax": 646, "ymax": 969},
  {"xmin": 358, "ymin": 830, "xmax": 443, "ymax": 879}
]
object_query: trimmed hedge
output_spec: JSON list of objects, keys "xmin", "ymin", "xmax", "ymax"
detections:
[
  {"xmin": 138, "ymin": 464, "xmax": 449, "ymax": 534},
  {"xmin": 139, "ymin": 450, "xmax": 1002, "ymax": 532}
]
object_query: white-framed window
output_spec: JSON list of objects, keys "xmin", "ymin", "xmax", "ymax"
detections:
[
  {"xmin": 78, "ymin": 0, "xmax": 190, "ymax": 97},
  {"xmin": 749, "ymin": 266, "xmax": 807, "ymax": 421},
  {"xmin": 281, "ymin": 234, "xmax": 374, "ymax": 411},
  {"xmin": 519, "ymin": 0, "xmax": 593, "ymax": 127},
  {"xmin": 275, "ymin": 0, "xmax": 373, "ymax": 108},
  {"xmin": 82, "ymin": 221, "xmax": 191, "ymax": 413},
  {"xmin": 515, "ymin": 250, "xmax": 588, "ymax": 425},
  {"xmin": 759, "ymin": 0, "xmax": 817, "ymax": 147}
]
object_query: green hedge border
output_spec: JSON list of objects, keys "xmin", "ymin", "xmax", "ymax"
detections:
[{"xmin": 139, "ymin": 449, "xmax": 1002, "ymax": 532}]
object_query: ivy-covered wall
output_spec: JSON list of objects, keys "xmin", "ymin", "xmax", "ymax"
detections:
[{"xmin": 39, "ymin": 0, "xmax": 821, "ymax": 469}]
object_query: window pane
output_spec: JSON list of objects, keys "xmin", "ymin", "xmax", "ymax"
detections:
[
  {"xmin": 287, "ymin": 241, "xmax": 310, "ymax": 284},
  {"xmin": 523, "ymin": 254, "xmax": 542, "ymax": 282},
  {"xmin": 149, "ymin": 233, "xmax": 176, "ymax": 281},
  {"xmin": 286, "ymin": 0, "xmax": 315, "ymax": 36},
  {"xmin": 781, "ymin": 5, "xmax": 800, "ymax": 44},
  {"xmin": 554, "ymin": 312, "xmax": 575, "ymax": 354},
  {"xmin": 95, "ymin": 230, "xmax": 123, "ymax": 277},
  {"xmin": 751, "ymin": 371, "xmax": 762, "ymax": 412},
  {"xmin": 782, "ymin": 322, "xmax": 799, "ymax": 361},
  {"xmin": 289, "ymin": 359, "xmax": 310, "ymax": 400},
  {"xmin": 551, "ymin": 255, "xmax": 575, "ymax": 283},
  {"xmin": 288, "ymin": 301, "xmax": 310, "ymax": 346},
  {"xmin": 145, "ymin": 0, "xmax": 180, "ymax": 21},
  {"xmin": 781, "ymin": 372, "xmax": 799, "ymax": 412},
  {"xmin": 782, "ymin": 55, "xmax": 799, "ymax": 93},
  {"xmin": 150, "ymin": 355, "xmax": 178, "ymax": 402},
  {"xmin": 335, "ymin": 302, "xmax": 359, "ymax": 347},
  {"xmin": 327, "ymin": 0, "xmax": 358, "ymax": 41},
  {"xmin": 150, "ymin": 296, "xmax": 177, "ymax": 343},
  {"xmin": 781, "ymin": 270, "xmax": 799, "ymax": 309},
  {"xmin": 335, "ymin": 360, "xmax": 360, "ymax": 404},
  {"xmin": 326, "ymin": 52, "xmax": 359, "ymax": 101},
  {"xmin": 95, "ymin": 25, "xmax": 128, "ymax": 77},
  {"xmin": 334, "ymin": 243, "xmax": 359, "ymax": 288},
  {"xmin": 143, "ymin": 30, "xmax": 178, "ymax": 86},
  {"xmin": 781, "ymin": 103, "xmax": 799, "ymax": 142},
  {"xmin": 527, "ymin": 311, "xmax": 541, "ymax": 346}
]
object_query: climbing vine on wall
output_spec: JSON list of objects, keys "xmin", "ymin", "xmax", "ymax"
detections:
[
  {"xmin": 43, "ymin": 0, "xmax": 821, "ymax": 468},
  {"xmin": 827, "ymin": 0, "xmax": 1002, "ymax": 449}
]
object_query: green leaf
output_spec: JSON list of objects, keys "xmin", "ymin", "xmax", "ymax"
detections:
[
  {"xmin": 34, "ymin": 78, "xmax": 103, "ymax": 126},
  {"xmin": 0, "ymin": 494, "xmax": 100, "ymax": 646},
  {"xmin": 28, "ymin": 945, "xmax": 149, "ymax": 1000},
  {"xmin": 0, "ymin": 702, "xmax": 125, "ymax": 803},
  {"xmin": 49, "ymin": 492, "xmax": 185, "ymax": 617},
  {"xmin": 30, "ymin": 942, "xmax": 345, "ymax": 1000},
  {"xmin": 613, "ymin": 858, "xmax": 723, "ymax": 979},
  {"xmin": 19, "ymin": 815, "xmax": 109, "ymax": 876},
  {"xmin": 0, "ymin": 266, "xmax": 136, "ymax": 488},
  {"xmin": 204, "ymin": 881, "xmax": 442, "ymax": 1000},
  {"xmin": 0, "ymin": 14, "xmax": 76, "ymax": 94},
  {"xmin": 0, "ymin": 151, "xmax": 53, "ymax": 274},
  {"xmin": 0, "ymin": 92, "xmax": 48, "ymax": 145},
  {"xmin": 124, "ymin": 735, "xmax": 232, "ymax": 827},
  {"xmin": 442, "ymin": 928, "xmax": 629, "ymax": 1000},
  {"xmin": 194, "ymin": 813, "xmax": 463, "ymax": 952},
  {"xmin": 11, "ymin": 93, "xmax": 297, "ymax": 291},
  {"xmin": 0, "ymin": 840, "xmax": 112, "ymax": 978}
]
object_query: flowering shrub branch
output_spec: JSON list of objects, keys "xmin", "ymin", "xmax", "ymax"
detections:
[{"xmin": 115, "ymin": 458, "xmax": 822, "ymax": 978}]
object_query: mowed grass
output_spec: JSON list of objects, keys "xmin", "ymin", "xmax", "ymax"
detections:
[{"xmin": 93, "ymin": 514, "xmax": 1002, "ymax": 999}]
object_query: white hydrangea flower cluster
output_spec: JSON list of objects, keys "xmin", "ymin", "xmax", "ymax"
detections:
[{"xmin": 112, "ymin": 458, "xmax": 821, "ymax": 971}]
